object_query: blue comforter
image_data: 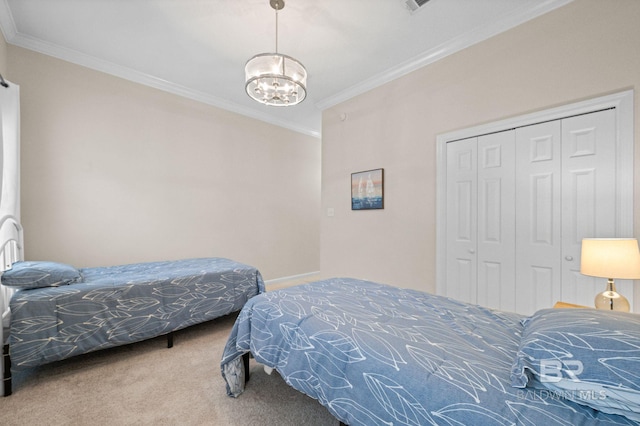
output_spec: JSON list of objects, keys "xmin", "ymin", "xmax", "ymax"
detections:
[
  {"xmin": 10, "ymin": 257, "xmax": 264, "ymax": 369},
  {"xmin": 221, "ymin": 278, "xmax": 634, "ymax": 425}
]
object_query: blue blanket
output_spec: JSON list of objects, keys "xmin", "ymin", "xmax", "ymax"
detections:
[
  {"xmin": 221, "ymin": 278, "xmax": 634, "ymax": 425},
  {"xmin": 10, "ymin": 257, "xmax": 264, "ymax": 369}
]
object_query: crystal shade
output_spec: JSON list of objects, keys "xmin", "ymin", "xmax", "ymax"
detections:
[
  {"xmin": 245, "ymin": 53, "xmax": 307, "ymax": 106},
  {"xmin": 244, "ymin": 0, "xmax": 306, "ymax": 107}
]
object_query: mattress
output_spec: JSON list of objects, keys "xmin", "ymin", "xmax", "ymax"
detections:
[{"xmin": 9, "ymin": 257, "xmax": 264, "ymax": 369}]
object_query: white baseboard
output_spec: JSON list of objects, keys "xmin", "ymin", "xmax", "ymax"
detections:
[{"xmin": 265, "ymin": 271, "xmax": 320, "ymax": 286}]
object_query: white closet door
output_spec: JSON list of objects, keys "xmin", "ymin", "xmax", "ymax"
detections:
[
  {"xmin": 560, "ymin": 109, "xmax": 620, "ymax": 306},
  {"xmin": 515, "ymin": 121, "xmax": 563, "ymax": 315},
  {"xmin": 445, "ymin": 137, "xmax": 477, "ymax": 304},
  {"xmin": 476, "ymin": 131, "xmax": 516, "ymax": 311},
  {"xmin": 438, "ymin": 92, "xmax": 634, "ymax": 314}
]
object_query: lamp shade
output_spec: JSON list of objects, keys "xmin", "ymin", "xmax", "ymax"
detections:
[{"xmin": 580, "ymin": 238, "xmax": 640, "ymax": 279}]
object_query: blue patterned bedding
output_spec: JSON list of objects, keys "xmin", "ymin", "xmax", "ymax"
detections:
[
  {"xmin": 221, "ymin": 278, "xmax": 635, "ymax": 425},
  {"xmin": 9, "ymin": 257, "xmax": 264, "ymax": 369}
]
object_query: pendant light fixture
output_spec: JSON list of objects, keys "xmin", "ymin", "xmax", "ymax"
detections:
[{"xmin": 245, "ymin": 0, "xmax": 307, "ymax": 106}]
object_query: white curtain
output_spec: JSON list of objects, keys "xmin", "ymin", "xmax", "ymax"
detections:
[
  {"xmin": 0, "ymin": 80, "xmax": 20, "ymax": 397},
  {"xmin": 0, "ymin": 81, "xmax": 20, "ymax": 222}
]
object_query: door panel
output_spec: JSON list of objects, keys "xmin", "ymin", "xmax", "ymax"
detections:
[
  {"xmin": 561, "ymin": 109, "xmax": 621, "ymax": 307},
  {"xmin": 477, "ymin": 131, "xmax": 515, "ymax": 311},
  {"xmin": 446, "ymin": 138, "xmax": 477, "ymax": 304},
  {"xmin": 515, "ymin": 121, "xmax": 562, "ymax": 315}
]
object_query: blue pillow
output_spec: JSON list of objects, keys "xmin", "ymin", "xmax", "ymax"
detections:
[
  {"xmin": 511, "ymin": 308, "xmax": 640, "ymax": 421},
  {"xmin": 1, "ymin": 261, "xmax": 83, "ymax": 289}
]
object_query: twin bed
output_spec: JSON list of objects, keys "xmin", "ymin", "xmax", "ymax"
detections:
[
  {"xmin": 0, "ymin": 217, "xmax": 264, "ymax": 396},
  {"xmin": 221, "ymin": 277, "xmax": 640, "ymax": 425}
]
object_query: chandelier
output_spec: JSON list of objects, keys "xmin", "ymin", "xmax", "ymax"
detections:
[{"xmin": 245, "ymin": 0, "xmax": 307, "ymax": 106}]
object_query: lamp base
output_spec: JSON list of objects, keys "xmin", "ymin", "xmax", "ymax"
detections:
[{"xmin": 594, "ymin": 279, "xmax": 630, "ymax": 312}]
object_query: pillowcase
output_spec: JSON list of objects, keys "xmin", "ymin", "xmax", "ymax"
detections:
[
  {"xmin": 1, "ymin": 260, "xmax": 83, "ymax": 289},
  {"xmin": 511, "ymin": 308, "xmax": 640, "ymax": 421}
]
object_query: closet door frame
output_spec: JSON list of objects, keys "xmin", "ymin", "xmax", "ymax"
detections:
[{"xmin": 436, "ymin": 90, "xmax": 634, "ymax": 311}]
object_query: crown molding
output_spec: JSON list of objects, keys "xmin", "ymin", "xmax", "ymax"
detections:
[
  {"xmin": 1, "ymin": 24, "xmax": 320, "ymax": 139},
  {"xmin": 315, "ymin": 0, "xmax": 574, "ymax": 110},
  {"xmin": 0, "ymin": 0, "xmax": 572, "ymax": 138}
]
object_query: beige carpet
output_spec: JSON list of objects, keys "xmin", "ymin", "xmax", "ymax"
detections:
[{"xmin": 0, "ymin": 313, "xmax": 339, "ymax": 425}]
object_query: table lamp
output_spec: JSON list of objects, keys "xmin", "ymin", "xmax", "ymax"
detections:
[{"xmin": 580, "ymin": 238, "xmax": 640, "ymax": 312}]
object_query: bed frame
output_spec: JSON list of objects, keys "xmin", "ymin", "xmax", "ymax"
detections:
[{"xmin": 0, "ymin": 215, "xmax": 24, "ymax": 397}]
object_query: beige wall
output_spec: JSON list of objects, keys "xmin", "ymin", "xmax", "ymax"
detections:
[
  {"xmin": 321, "ymin": 0, "xmax": 640, "ymax": 294},
  {"xmin": 7, "ymin": 45, "xmax": 320, "ymax": 280}
]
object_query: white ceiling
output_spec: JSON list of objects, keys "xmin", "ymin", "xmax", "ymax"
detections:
[{"xmin": 0, "ymin": 0, "xmax": 572, "ymax": 137}]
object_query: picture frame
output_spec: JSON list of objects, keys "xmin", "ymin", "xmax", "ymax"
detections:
[{"xmin": 351, "ymin": 168, "xmax": 384, "ymax": 210}]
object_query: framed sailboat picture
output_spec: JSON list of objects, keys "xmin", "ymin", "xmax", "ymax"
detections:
[{"xmin": 351, "ymin": 168, "xmax": 384, "ymax": 210}]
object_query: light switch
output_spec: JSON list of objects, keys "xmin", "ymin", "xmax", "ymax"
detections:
[{"xmin": 327, "ymin": 208, "xmax": 335, "ymax": 217}]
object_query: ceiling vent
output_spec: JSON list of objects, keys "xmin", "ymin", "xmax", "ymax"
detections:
[{"xmin": 405, "ymin": 0, "xmax": 431, "ymax": 13}]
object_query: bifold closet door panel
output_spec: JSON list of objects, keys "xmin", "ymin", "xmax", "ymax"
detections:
[
  {"xmin": 445, "ymin": 137, "xmax": 477, "ymax": 304},
  {"xmin": 514, "ymin": 121, "xmax": 563, "ymax": 315},
  {"xmin": 476, "ymin": 131, "xmax": 516, "ymax": 311},
  {"xmin": 560, "ymin": 109, "xmax": 621, "ymax": 307},
  {"xmin": 445, "ymin": 131, "xmax": 517, "ymax": 310}
]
